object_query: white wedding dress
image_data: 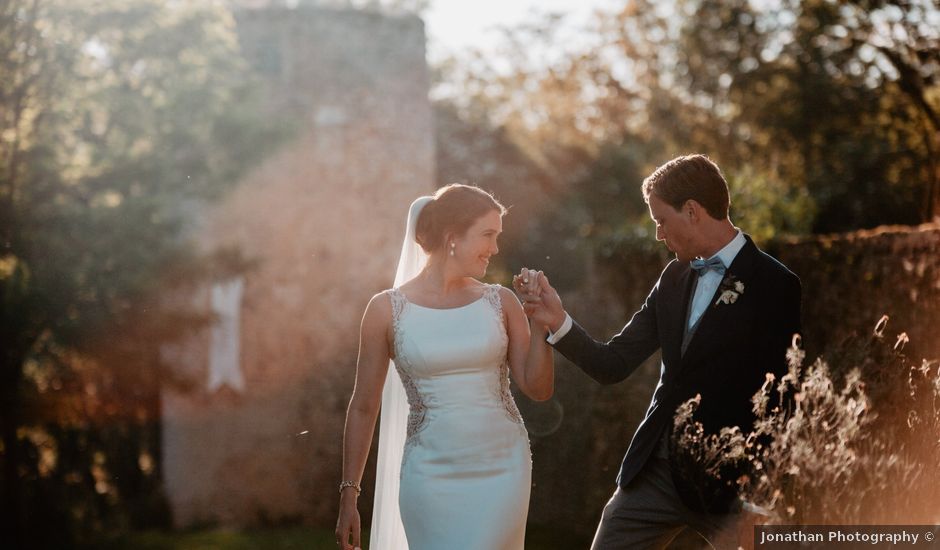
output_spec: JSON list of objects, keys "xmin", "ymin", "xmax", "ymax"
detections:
[{"xmin": 386, "ymin": 284, "xmax": 531, "ymax": 550}]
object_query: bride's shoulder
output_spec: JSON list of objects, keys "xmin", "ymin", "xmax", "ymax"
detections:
[
  {"xmin": 470, "ymin": 280, "xmax": 503, "ymax": 295},
  {"xmin": 362, "ymin": 290, "xmax": 396, "ymax": 323},
  {"xmin": 376, "ymin": 287, "xmax": 400, "ymax": 298},
  {"xmin": 483, "ymin": 282, "xmax": 509, "ymax": 294},
  {"xmin": 495, "ymin": 284, "xmax": 523, "ymax": 307},
  {"xmin": 478, "ymin": 282, "xmax": 521, "ymax": 308},
  {"xmin": 478, "ymin": 280, "xmax": 507, "ymax": 291}
]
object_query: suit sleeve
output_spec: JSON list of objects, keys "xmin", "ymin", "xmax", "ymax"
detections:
[{"xmin": 551, "ymin": 279, "xmax": 661, "ymax": 385}]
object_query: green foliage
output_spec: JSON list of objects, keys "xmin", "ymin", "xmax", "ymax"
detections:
[
  {"xmin": 726, "ymin": 167, "xmax": 816, "ymax": 243},
  {"xmin": 574, "ymin": 142, "xmax": 655, "ymax": 240},
  {"xmin": 567, "ymin": 142, "xmax": 671, "ymax": 285}
]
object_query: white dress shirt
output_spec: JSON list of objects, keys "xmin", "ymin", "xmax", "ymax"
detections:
[
  {"xmin": 686, "ymin": 230, "xmax": 745, "ymax": 329},
  {"xmin": 546, "ymin": 230, "xmax": 746, "ymax": 344}
]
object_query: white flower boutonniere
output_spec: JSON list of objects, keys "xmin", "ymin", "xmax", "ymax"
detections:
[{"xmin": 715, "ymin": 274, "xmax": 745, "ymax": 306}]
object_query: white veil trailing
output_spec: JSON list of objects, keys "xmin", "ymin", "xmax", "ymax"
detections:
[{"xmin": 370, "ymin": 196, "xmax": 432, "ymax": 550}]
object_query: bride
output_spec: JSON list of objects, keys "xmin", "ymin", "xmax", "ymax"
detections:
[{"xmin": 335, "ymin": 184, "xmax": 555, "ymax": 550}]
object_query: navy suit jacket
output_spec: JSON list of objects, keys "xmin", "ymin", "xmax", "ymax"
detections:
[{"xmin": 552, "ymin": 236, "xmax": 801, "ymax": 513}]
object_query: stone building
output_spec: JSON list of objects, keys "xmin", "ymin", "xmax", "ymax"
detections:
[{"xmin": 159, "ymin": 5, "xmax": 433, "ymax": 527}]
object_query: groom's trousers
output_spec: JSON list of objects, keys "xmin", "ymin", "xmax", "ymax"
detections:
[{"xmin": 590, "ymin": 439, "xmax": 738, "ymax": 550}]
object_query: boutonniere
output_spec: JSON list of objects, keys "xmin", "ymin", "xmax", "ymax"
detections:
[{"xmin": 715, "ymin": 274, "xmax": 745, "ymax": 305}]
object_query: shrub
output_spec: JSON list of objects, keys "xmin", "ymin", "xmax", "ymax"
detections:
[{"xmin": 672, "ymin": 317, "xmax": 940, "ymax": 524}]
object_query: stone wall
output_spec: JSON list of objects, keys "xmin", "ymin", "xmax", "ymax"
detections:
[
  {"xmin": 160, "ymin": 6, "xmax": 432, "ymax": 527},
  {"xmin": 774, "ymin": 223, "xmax": 940, "ymax": 362}
]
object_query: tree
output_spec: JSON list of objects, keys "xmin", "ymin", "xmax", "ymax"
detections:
[
  {"xmin": 673, "ymin": 0, "xmax": 939, "ymax": 230},
  {"xmin": 436, "ymin": 0, "xmax": 938, "ymax": 237},
  {"xmin": 0, "ymin": 0, "xmax": 282, "ymax": 545}
]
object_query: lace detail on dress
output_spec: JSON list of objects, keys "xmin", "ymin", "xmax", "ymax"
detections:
[
  {"xmin": 483, "ymin": 285, "xmax": 524, "ymax": 426},
  {"xmin": 387, "ymin": 289, "xmax": 430, "ymax": 460},
  {"xmin": 497, "ymin": 358, "xmax": 524, "ymax": 426}
]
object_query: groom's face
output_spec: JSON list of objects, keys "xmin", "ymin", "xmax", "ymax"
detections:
[{"xmin": 648, "ymin": 194, "xmax": 696, "ymax": 262}]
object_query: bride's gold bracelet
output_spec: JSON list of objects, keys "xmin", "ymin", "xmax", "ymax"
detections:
[{"xmin": 339, "ymin": 480, "xmax": 362, "ymax": 495}]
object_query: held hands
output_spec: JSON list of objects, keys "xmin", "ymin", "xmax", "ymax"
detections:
[
  {"xmin": 511, "ymin": 267, "xmax": 566, "ymax": 333},
  {"xmin": 335, "ymin": 490, "xmax": 362, "ymax": 550}
]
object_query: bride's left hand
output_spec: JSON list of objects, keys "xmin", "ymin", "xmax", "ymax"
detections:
[
  {"xmin": 512, "ymin": 267, "xmax": 543, "ymax": 303},
  {"xmin": 335, "ymin": 492, "xmax": 362, "ymax": 550}
]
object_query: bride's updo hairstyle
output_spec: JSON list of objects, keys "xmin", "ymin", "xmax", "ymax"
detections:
[{"xmin": 415, "ymin": 184, "xmax": 507, "ymax": 254}]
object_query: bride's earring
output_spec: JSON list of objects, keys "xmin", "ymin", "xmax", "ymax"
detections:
[{"xmin": 449, "ymin": 242, "xmax": 455, "ymax": 257}]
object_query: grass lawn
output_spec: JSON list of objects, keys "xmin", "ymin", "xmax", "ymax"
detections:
[
  {"xmin": 85, "ymin": 526, "xmax": 351, "ymax": 550},
  {"xmin": 86, "ymin": 524, "xmax": 591, "ymax": 549}
]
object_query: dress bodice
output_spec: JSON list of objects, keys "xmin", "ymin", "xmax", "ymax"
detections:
[{"xmin": 388, "ymin": 284, "xmax": 524, "ymax": 446}]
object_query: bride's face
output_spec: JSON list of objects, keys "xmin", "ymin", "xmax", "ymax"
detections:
[{"xmin": 451, "ymin": 209, "xmax": 503, "ymax": 277}]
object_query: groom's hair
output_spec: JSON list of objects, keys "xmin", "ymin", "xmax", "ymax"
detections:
[
  {"xmin": 642, "ymin": 154, "xmax": 730, "ymax": 220},
  {"xmin": 415, "ymin": 183, "xmax": 507, "ymax": 253}
]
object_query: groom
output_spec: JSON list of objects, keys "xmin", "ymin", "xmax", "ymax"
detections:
[{"xmin": 515, "ymin": 154, "xmax": 801, "ymax": 549}]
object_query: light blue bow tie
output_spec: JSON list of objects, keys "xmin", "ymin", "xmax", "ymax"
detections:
[{"xmin": 690, "ymin": 257, "xmax": 726, "ymax": 277}]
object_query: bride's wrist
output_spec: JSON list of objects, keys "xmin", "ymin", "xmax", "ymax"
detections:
[
  {"xmin": 340, "ymin": 490, "xmax": 359, "ymax": 506},
  {"xmin": 339, "ymin": 480, "xmax": 361, "ymax": 499}
]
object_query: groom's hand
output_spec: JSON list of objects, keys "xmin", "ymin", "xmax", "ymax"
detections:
[{"xmin": 513, "ymin": 268, "xmax": 566, "ymax": 333}]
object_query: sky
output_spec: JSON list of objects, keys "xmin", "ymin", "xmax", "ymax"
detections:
[{"xmin": 422, "ymin": 0, "xmax": 621, "ymax": 63}]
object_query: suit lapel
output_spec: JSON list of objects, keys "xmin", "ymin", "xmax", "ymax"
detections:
[
  {"xmin": 679, "ymin": 236, "xmax": 760, "ymax": 366},
  {"xmin": 663, "ymin": 264, "xmax": 697, "ymax": 368}
]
